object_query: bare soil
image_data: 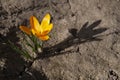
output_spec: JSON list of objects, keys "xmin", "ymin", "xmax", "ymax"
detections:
[{"xmin": 0, "ymin": 0, "xmax": 120, "ymax": 80}]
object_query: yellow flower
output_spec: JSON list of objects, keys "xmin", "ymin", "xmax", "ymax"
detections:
[{"xmin": 19, "ymin": 13, "xmax": 53, "ymax": 41}]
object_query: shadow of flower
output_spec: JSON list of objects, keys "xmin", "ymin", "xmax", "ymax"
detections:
[{"xmin": 40, "ymin": 20, "xmax": 107, "ymax": 58}]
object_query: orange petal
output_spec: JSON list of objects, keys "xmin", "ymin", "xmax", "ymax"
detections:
[
  {"xmin": 31, "ymin": 29, "xmax": 36, "ymax": 35},
  {"xmin": 41, "ymin": 13, "xmax": 51, "ymax": 29},
  {"xmin": 19, "ymin": 26, "xmax": 31, "ymax": 35},
  {"xmin": 30, "ymin": 16, "xmax": 41, "ymax": 33},
  {"xmin": 38, "ymin": 35, "xmax": 49, "ymax": 41},
  {"xmin": 41, "ymin": 23, "xmax": 53, "ymax": 35}
]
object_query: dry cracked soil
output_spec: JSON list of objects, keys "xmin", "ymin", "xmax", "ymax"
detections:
[{"xmin": 0, "ymin": 0, "xmax": 120, "ymax": 80}]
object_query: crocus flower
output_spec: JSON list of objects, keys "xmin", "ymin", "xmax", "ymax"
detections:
[{"xmin": 19, "ymin": 13, "xmax": 53, "ymax": 40}]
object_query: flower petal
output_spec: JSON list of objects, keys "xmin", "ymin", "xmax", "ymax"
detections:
[
  {"xmin": 30, "ymin": 16, "xmax": 41, "ymax": 33},
  {"xmin": 38, "ymin": 35, "xmax": 49, "ymax": 41},
  {"xmin": 41, "ymin": 23, "xmax": 53, "ymax": 35},
  {"xmin": 19, "ymin": 26, "xmax": 31, "ymax": 35},
  {"xmin": 41, "ymin": 13, "xmax": 51, "ymax": 29},
  {"xmin": 31, "ymin": 29, "xmax": 36, "ymax": 35}
]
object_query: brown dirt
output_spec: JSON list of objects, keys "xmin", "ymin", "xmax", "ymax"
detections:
[{"xmin": 0, "ymin": 0, "xmax": 120, "ymax": 80}]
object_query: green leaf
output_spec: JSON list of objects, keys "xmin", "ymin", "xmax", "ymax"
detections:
[{"xmin": 7, "ymin": 40, "xmax": 32, "ymax": 59}]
